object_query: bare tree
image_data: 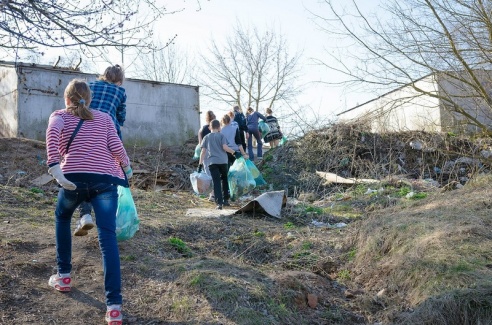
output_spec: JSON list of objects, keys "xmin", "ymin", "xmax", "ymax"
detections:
[
  {"xmin": 314, "ymin": 0, "xmax": 492, "ymax": 135},
  {"xmin": 0, "ymin": 0, "xmax": 180, "ymax": 59},
  {"xmin": 200, "ymin": 24, "xmax": 302, "ymax": 111},
  {"xmin": 133, "ymin": 41, "xmax": 196, "ymax": 84}
]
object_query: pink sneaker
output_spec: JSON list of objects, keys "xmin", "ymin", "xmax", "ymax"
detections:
[
  {"xmin": 105, "ymin": 305, "xmax": 122, "ymax": 325},
  {"xmin": 48, "ymin": 273, "xmax": 71, "ymax": 292}
]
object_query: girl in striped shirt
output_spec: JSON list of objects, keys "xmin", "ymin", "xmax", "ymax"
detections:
[{"xmin": 46, "ymin": 79, "xmax": 131, "ymax": 325}]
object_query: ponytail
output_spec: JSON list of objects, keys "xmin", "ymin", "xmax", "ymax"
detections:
[{"xmin": 64, "ymin": 79, "xmax": 93, "ymax": 120}]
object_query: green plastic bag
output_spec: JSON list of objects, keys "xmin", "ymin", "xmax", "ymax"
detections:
[
  {"xmin": 228, "ymin": 157, "xmax": 256, "ymax": 201},
  {"xmin": 116, "ymin": 186, "xmax": 140, "ymax": 241},
  {"xmin": 193, "ymin": 144, "xmax": 201, "ymax": 160},
  {"xmin": 245, "ymin": 159, "xmax": 267, "ymax": 186},
  {"xmin": 279, "ymin": 136, "xmax": 288, "ymax": 146},
  {"xmin": 259, "ymin": 120, "xmax": 270, "ymax": 139}
]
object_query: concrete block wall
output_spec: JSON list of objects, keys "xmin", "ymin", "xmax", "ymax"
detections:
[{"xmin": 0, "ymin": 61, "xmax": 200, "ymax": 147}]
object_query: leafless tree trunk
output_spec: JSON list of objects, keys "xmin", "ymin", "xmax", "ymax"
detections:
[
  {"xmin": 314, "ymin": 0, "xmax": 492, "ymax": 135},
  {"xmin": 200, "ymin": 23, "xmax": 302, "ymax": 112}
]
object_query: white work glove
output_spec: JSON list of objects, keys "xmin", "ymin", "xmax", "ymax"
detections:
[
  {"xmin": 123, "ymin": 165, "xmax": 133, "ymax": 179},
  {"xmin": 48, "ymin": 165, "xmax": 76, "ymax": 190}
]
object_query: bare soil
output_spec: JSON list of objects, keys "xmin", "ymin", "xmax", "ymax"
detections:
[
  {"xmin": 1, "ymin": 127, "xmax": 492, "ymax": 325},
  {"xmin": 0, "ymin": 137, "xmax": 362, "ymax": 324}
]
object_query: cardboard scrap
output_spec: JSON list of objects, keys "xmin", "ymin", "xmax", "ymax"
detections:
[
  {"xmin": 235, "ymin": 190, "xmax": 287, "ymax": 218},
  {"xmin": 316, "ymin": 171, "xmax": 378, "ymax": 185},
  {"xmin": 31, "ymin": 173, "xmax": 53, "ymax": 186}
]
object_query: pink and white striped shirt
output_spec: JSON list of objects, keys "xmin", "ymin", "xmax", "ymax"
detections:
[{"xmin": 46, "ymin": 109, "xmax": 130, "ymax": 187}]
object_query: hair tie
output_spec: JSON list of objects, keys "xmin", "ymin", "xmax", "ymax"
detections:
[{"xmin": 79, "ymin": 99, "xmax": 85, "ymax": 105}]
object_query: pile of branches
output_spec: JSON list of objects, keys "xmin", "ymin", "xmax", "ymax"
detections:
[
  {"xmin": 265, "ymin": 122, "xmax": 492, "ymax": 195},
  {"xmin": 128, "ymin": 141, "xmax": 197, "ymax": 191}
]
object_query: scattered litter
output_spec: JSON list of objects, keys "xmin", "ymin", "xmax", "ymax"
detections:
[
  {"xmin": 185, "ymin": 208, "xmax": 235, "ymax": 218},
  {"xmin": 311, "ymin": 220, "xmax": 347, "ymax": 229},
  {"xmin": 364, "ymin": 188, "xmax": 378, "ymax": 195},
  {"xmin": 311, "ymin": 220, "xmax": 326, "ymax": 227},
  {"xmin": 405, "ymin": 191, "xmax": 415, "ymax": 199}
]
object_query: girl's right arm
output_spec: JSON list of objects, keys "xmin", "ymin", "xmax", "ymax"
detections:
[{"xmin": 46, "ymin": 112, "xmax": 64, "ymax": 167}]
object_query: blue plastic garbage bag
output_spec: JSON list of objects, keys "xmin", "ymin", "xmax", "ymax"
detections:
[
  {"xmin": 245, "ymin": 159, "xmax": 267, "ymax": 186},
  {"xmin": 193, "ymin": 144, "xmax": 201, "ymax": 160},
  {"xmin": 228, "ymin": 157, "xmax": 256, "ymax": 200},
  {"xmin": 259, "ymin": 120, "xmax": 270, "ymax": 139},
  {"xmin": 116, "ymin": 186, "xmax": 140, "ymax": 241}
]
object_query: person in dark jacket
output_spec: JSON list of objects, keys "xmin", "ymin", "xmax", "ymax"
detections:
[
  {"xmin": 233, "ymin": 105, "xmax": 248, "ymax": 151},
  {"xmin": 246, "ymin": 107, "xmax": 266, "ymax": 161}
]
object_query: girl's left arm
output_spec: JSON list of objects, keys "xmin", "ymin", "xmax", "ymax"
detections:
[{"xmin": 116, "ymin": 90, "xmax": 127, "ymax": 126}]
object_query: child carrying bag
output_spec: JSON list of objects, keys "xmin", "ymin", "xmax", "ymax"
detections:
[{"xmin": 116, "ymin": 185, "xmax": 140, "ymax": 241}]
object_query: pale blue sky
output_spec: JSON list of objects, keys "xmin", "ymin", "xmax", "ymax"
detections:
[
  {"xmin": 148, "ymin": 0, "xmax": 384, "ymax": 119},
  {"xmin": 41, "ymin": 0, "xmax": 383, "ymax": 123},
  {"xmin": 140, "ymin": 0, "xmax": 337, "ymax": 121}
]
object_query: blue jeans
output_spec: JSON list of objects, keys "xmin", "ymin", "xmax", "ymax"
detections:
[
  {"xmin": 54, "ymin": 182, "xmax": 122, "ymax": 306},
  {"xmin": 247, "ymin": 129, "xmax": 262, "ymax": 160}
]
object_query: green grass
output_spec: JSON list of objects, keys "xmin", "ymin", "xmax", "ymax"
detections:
[
  {"xmin": 168, "ymin": 237, "xmax": 192, "ymax": 257},
  {"xmin": 120, "ymin": 255, "xmax": 136, "ymax": 261},
  {"xmin": 284, "ymin": 222, "xmax": 295, "ymax": 229}
]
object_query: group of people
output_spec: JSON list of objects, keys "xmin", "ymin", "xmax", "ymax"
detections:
[
  {"xmin": 45, "ymin": 64, "xmax": 284, "ymax": 324},
  {"xmin": 197, "ymin": 106, "xmax": 282, "ymax": 210},
  {"xmin": 46, "ymin": 65, "xmax": 129, "ymax": 325}
]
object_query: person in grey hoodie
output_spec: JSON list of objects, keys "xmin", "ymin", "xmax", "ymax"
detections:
[{"xmin": 246, "ymin": 107, "xmax": 267, "ymax": 161}]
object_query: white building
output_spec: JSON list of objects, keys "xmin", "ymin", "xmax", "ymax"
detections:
[
  {"xmin": 0, "ymin": 61, "xmax": 200, "ymax": 146},
  {"xmin": 337, "ymin": 71, "xmax": 492, "ymax": 134}
]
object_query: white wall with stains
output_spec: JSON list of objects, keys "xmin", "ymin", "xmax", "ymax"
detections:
[{"xmin": 0, "ymin": 62, "xmax": 200, "ymax": 147}]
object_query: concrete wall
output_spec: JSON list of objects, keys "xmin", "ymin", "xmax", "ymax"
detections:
[
  {"xmin": 0, "ymin": 62, "xmax": 200, "ymax": 146},
  {"xmin": 0, "ymin": 66, "xmax": 20, "ymax": 137},
  {"xmin": 437, "ymin": 70, "xmax": 492, "ymax": 133},
  {"xmin": 123, "ymin": 81, "xmax": 199, "ymax": 147}
]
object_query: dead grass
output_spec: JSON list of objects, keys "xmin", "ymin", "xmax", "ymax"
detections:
[
  {"xmin": 343, "ymin": 179, "xmax": 492, "ymax": 323},
  {"xmin": 2, "ymin": 127, "xmax": 492, "ymax": 324}
]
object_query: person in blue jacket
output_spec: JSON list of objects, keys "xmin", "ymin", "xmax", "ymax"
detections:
[{"xmin": 246, "ymin": 107, "xmax": 267, "ymax": 161}]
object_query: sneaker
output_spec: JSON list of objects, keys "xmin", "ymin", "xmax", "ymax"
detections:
[
  {"xmin": 48, "ymin": 273, "xmax": 71, "ymax": 292},
  {"xmin": 216, "ymin": 205, "xmax": 223, "ymax": 210},
  {"xmin": 223, "ymin": 200, "xmax": 230, "ymax": 206},
  {"xmin": 105, "ymin": 305, "xmax": 122, "ymax": 325},
  {"xmin": 73, "ymin": 214, "xmax": 95, "ymax": 236}
]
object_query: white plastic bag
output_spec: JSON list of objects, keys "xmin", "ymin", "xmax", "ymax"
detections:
[{"xmin": 190, "ymin": 171, "xmax": 212, "ymax": 195}]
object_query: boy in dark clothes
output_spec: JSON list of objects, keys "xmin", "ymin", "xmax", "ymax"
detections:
[{"xmin": 199, "ymin": 119, "xmax": 237, "ymax": 210}]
